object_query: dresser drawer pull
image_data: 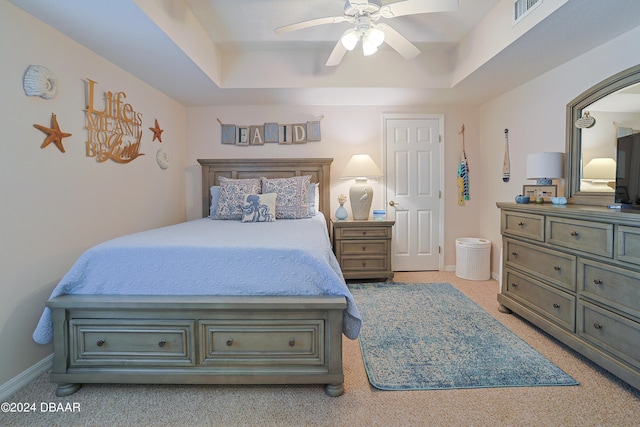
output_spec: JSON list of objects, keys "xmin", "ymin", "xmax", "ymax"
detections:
[
  {"xmin": 361, "ymin": 231, "xmax": 367, "ymax": 236},
  {"xmin": 511, "ymin": 251, "xmax": 518, "ymax": 256},
  {"xmin": 96, "ymin": 339, "xmax": 105, "ymax": 347},
  {"xmin": 511, "ymin": 283, "xmax": 518, "ymax": 288},
  {"xmin": 593, "ymin": 323, "xmax": 603, "ymax": 329},
  {"xmin": 570, "ymin": 231, "xmax": 579, "ymax": 237},
  {"xmin": 518, "ymin": 222, "xmax": 525, "ymax": 227},
  {"xmin": 158, "ymin": 340, "xmax": 166, "ymax": 348},
  {"xmin": 553, "ymin": 266, "xmax": 561, "ymax": 271},
  {"xmin": 553, "ymin": 303, "xmax": 560, "ymax": 309},
  {"xmin": 226, "ymin": 339, "xmax": 233, "ymax": 346},
  {"xmin": 289, "ymin": 338, "xmax": 295, "ymax": 347},
  {"xmin": 593, "ymin": 279, "xmax": 603, "ymax": 285},
  {"xmin": 362, "ymin": 246, "xmax": 366, "ymax": 251},
  {"xmin": 362, "ymin": 261, "xmax": 367, "ymax": 267}
]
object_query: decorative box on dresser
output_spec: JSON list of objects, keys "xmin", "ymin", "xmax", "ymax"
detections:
[
  {"xmin": 330, "ymin": 219, "xmax": 395, "ymax": 280},
  {"xmin": 497, "ymin": 202, "xmax": 640, "ymax": 390}
]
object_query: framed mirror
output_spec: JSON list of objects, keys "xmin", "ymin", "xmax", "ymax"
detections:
[{"xmin": 566, "ymin": 64, "xmax": 640, "ymax": 205}]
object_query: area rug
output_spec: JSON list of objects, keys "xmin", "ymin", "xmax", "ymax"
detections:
[{"xmin": 348, "ymin": 282, "xmax": 578, "ymax": 390}]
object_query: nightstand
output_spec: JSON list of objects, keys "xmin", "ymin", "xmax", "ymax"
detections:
[{"xmin": 330, "ymin": 219, "xmax": 395, "ymax": 280}]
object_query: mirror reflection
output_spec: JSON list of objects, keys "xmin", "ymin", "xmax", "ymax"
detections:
[{"xmin": 579, "ymin": 81, "xmax": 640, "ymax": 193}]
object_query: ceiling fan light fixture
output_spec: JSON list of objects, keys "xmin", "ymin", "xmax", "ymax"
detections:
[
  {"xmin": 362, "ymin": 37, "xmax": 378, "ymax": 56},
  {"xmin": 366, "ymin": 26, "xmax": 385, "ymax": 48},
  {"xmin": 341, "ymin": 29, "xmax": 359, "ymax": 51}
]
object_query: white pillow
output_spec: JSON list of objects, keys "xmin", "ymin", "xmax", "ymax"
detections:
[
  {"xmin": 308, "ymin": 183, "xmax": 319, "ymax": 216},
  {"xmin": 209, "ymin": 186, "xmax": 221, "ymax": 218}
]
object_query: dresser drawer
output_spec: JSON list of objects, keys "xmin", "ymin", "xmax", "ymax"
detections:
[
  {"xmin": 617, "ymin": 225, "xmax": 640, "ymax": 265},
  {"xmin": 505, "ymin": 269, "xmax": 575, "ymax": 331},
  {"xmin": 579, "ymin": 258, "xmax": 640, "ymax": 319},
  {"xmin": 70, "ymin": 319, "xmax": 195, "ymax": 366},
  {"xmin": 199, "ymin": 320, "xmax": 324, "ymax": 365},
  {"xmin": 501, "ymin": 211, "xmax": 544, "ymax": 241},
  {"xmin": 335, "ymin": 226, "xmax": 390, "ymax": 239},
  {"xmin": 546, "ymin": 217, "xmax": 613, "ymax": 258},
  {"xmin": 578, "ymin": 300, "xmax": 640, "ymax": 371},
  {"xmin": 340, "ymin": 240, "xmax": 388, "ymax": 255},
  {"xmin": 505, "ymin": 238, "xmax": 576, "ymax": 291}
]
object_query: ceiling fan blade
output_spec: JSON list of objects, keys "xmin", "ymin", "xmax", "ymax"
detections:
[
  {"xmin": 275, "ymin": 16, "xmax": 350, "ymax": 35},
  {"xmin": 377, "ymin": 23, "xmax": 420, "ymax": 60},
  {"xmin": 379, "ymin": 0, "xmax": 459, "ymax": 19},
  {"xmin": 325, "ymin": 40, "xmax": 348, "ymax": 67}
]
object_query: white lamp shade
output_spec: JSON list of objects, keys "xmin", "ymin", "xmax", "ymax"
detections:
[
  {"xmin": 583, "ymin": 157, "xmax": 616, "ymax": 180},
  {"xmin": 526, "ymin": 152, "xmax": 564, "ymax": 180},
  {"xmin": 341, "ymin": 29, "xmax": 359, "ymax": 51},
  {"xmin": 342, "ymin": 154, "xmax": 383, "ymax": 178}
]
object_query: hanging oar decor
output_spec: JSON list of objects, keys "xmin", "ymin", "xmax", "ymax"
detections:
[
  {"xmin": 503, "ymin": 128, "xmax": 510, "ymax": 182},
  {"xmin": 457, "ymin": 124, "xmax": 470, "ymax": 206}
]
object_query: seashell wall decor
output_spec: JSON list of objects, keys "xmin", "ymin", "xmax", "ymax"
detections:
[{"xmin": 23, "ymin": 65, "xmax": 58, "ymax": 99}]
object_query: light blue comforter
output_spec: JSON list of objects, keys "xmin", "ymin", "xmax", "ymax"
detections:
[{"xmin": 33, "ymin": 215, "xmax": 361, "ymax": 344}]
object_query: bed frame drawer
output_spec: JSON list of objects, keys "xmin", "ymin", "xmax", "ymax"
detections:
[
  {"xmin": 70, "ymin": 319, "xmax": 195, "ymax": 366},
  {"xmin": 200, "ymin": 319, "xmax": 324, "ymax": 365}
]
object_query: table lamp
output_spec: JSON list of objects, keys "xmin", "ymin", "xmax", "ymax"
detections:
[
  {"xmin": 526, "ymin": 152, "xmax": 564, "ymax": 185},
  {"xmin": 341, "ymin": 154, "xmax": 383, "ymax": 220}
]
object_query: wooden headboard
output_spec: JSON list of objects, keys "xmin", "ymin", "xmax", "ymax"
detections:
[{"xmin": 197, "ymin": 158, "xmax": 333, "ymax": 220}]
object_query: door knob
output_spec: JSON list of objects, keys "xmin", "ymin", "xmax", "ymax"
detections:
[{"xmin": 389, "ymin": 201, "xmax": 396, "ymax": 206}]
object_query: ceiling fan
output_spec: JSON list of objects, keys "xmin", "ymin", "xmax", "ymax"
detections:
[{"xmin": 275, "ymin": 0, "xmax": 459, "ymax": 66}]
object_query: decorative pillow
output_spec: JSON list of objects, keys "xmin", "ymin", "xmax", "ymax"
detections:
[
  {"xmin": 241, "ymin": 193, "xmax": 277, "ymax": 223},
  {"xmin": 308, "ymin": 182, "xmax": 319, "ymax": 216},
  {"xmin": 209, "ymin": 186, "xmax": 221, "ymax": 218},
  {"xmin": 261, "ymin": 175, "xmax": 311, "ymax": 219},
  {"xmin": 213, "ymin": 177, "xmax": 262, "ymax": 220}
]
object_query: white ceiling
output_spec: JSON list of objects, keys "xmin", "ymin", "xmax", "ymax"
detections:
[{"xmin": 8, "ymin": 0, "xmax": 640, "ymax": 106}]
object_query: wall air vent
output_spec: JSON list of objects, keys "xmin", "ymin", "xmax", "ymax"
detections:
[{"xmin": 514, "ymin": 0, "xmax": 542, "ymax": 24}]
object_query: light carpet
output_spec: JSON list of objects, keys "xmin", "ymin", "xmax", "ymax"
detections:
[{"xmin": 349, "ymin": 282, "xmax": 579, "ymax": 390}]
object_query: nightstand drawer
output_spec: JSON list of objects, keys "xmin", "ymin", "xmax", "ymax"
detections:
[
  {"xmin": 335, "ymin": 227, "xmax": 390, "ymax": 239},
  {"xmin": 340, "ymin": 240, "xmax": 388, "ymax": 255},
  {"xmin": 199, "ymin": 320, "xmax": 323, "ymax": 365},
  {"xmin": 546, "ymin": 217, "xmax": 613, "ymax": 258},
  {"xmin": 340, "ymin": 257, "xmax": 388, "ymax": 272},
  {"xmin": 70, "ymin": 319, "xmax": 195, "ymax": 366}
]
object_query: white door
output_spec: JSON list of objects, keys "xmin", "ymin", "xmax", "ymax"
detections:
[{"xmin": 384, "ymin": 115, "xmax": 443, "ymax": 271}]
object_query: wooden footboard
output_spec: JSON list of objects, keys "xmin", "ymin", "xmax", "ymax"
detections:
[{"xmin": 47, "ymin": 295, "xmax": 346, "ymax": 397}]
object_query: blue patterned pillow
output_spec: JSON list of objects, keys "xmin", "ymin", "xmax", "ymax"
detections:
[
  {"xmin": 261, "ymin": 176, "xmax": 311, "ymax": 219},
  {"xmin": 213, "ymin": 177, "xmax": 262, "ymax": 220},
  {"xmin": 241, "ymin": 193, "xmax": 277, "ymax": 223}
]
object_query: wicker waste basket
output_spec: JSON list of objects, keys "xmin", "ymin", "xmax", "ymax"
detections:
[{"xmin": 455, "ymin": 238, "xmax": 491, "ymax": 280}]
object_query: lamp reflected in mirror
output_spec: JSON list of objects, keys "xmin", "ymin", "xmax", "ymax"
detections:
[{"xmin": 582, "ymin": 157, "xmax": 616, "ymax": 192}]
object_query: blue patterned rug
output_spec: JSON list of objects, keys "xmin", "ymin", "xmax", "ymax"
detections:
[{"xmin": 348, "ymin": 282, "xmax": 578, "ymax": 390}]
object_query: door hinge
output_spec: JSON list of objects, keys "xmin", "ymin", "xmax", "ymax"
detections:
[
  {"xmin": 439, "ymin": 190, "xmax": 442, "ymax": 199},
  {"xmin": 438, "ymin": 246, "xmax": 441, "ymax": 254}
]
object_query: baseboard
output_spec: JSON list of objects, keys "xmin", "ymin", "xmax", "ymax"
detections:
[{"xmin": 0, "ymin": 354, "xmax": 53, "ymax": 401}]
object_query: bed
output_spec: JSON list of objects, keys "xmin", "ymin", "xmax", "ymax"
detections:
[{"xmin": 35, "ymin": 158, "xmax": 360, "ymax": 397}]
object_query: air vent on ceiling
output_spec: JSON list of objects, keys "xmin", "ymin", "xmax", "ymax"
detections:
[{"xmin": 514, "ymin": 0, "xmax": 542, "ymax": 24}]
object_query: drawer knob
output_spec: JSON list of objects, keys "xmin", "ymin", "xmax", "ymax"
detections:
[
  {"xmin": 570, "ymin": 231, "xmax": 579, "ymax": 237},
  {"xmin": 226, "ymin": 339, "xmax": 233, "ymax": 346},
  {"xmin": 96, "ymin": 339, "xmax": 105, "ymax": 347},
  {"xmin": 289, "ymin": 338, "xmax": 295, "ymax": 347},
  {"xmin": 553, "ymin": 303, "xmax": 560, "ymax": 309},
  {"xmin": 362, "ymin": 261, "xmax": 367, "ymax": 267},
  {"xmin": 511, "ymin": 283, "xmax": 518, "ymax": 288},
  {"xmin": 553, "ymin": 266, "xmax": 561, "ymax": 271},
  {"xmin": 593, "ymin": 323, "xmax": 603, "ymax": 329},
  {"xmin": 362, "ymin": 246, "xmax": 366, "ymax": 251},
  {"xmin": 593, "ymin": 279, "xmax": 603, "ymax": 285},
  {"xmin": 158, "ymin": 340, "xmax": 166, "ymax": 348},
  {"xmin": 511, "ymin": 251, "xmax": 518, "ymax": 257},
  {"xmin": 361, "ymin": 231, "xmax": 367, "ymax": 236},
  {"xmin": 517, "ymin": 221, "xmax": 525, "ymax": 227}
]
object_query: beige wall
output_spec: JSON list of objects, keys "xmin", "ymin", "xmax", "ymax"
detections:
[{"xmin": 0, "ymin": 2, "xmax": 187, "ymax": 384}]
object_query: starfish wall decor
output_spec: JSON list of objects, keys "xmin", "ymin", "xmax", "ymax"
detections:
[
  {"xmin": 149, "ymin": 118, "xmax": 163, "ymax": 142},
  {"xmin": 33, "ymin": 113, "xmax": 72, "ymax": 153}
]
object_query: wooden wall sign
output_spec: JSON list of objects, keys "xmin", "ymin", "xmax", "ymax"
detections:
[
  {"xmin": 84, "ymin": 79, "xmax": 144, "ymax": 163},
  {"xmin": 220, "ymin": 120, "xmax": 321, "ymax": 146}
]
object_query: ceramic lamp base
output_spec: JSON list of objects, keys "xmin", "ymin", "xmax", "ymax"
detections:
[{"xmin": 349, "ymin": 178, "xmax": 373, "ymax": 220}]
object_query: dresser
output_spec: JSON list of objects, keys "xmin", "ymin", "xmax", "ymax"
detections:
[
  {"xmin": 497, "ymin": 202, "xmax": 640, "ymax": 390},
  {"xmin": 330, "ymin": 219, "xmax": 395, "ymax": 280}
]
